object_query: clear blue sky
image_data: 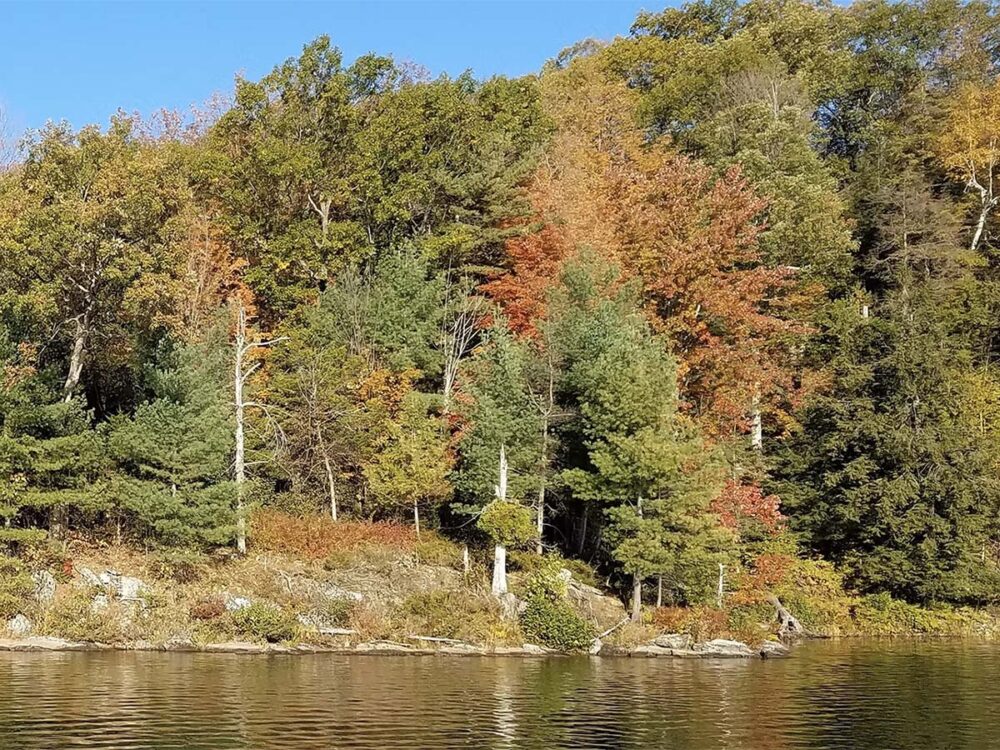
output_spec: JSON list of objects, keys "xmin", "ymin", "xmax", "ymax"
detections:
[{"xmin": 1, "ymin": 1, "xmax": 661, "ymax": 139}]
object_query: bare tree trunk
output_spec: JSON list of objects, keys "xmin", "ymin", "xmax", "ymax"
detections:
[
  {"xmin": 317, "ymin": 427, "xmax": 338, "ymax": 521},
  {"xmin": 231, "ymin": 303, "xmax": 286, "ymax": 555},
  {"xmin": 492, "ymin": 544, "xmax": 508, "ymax": 596},
  {"xmin": 631, "ymin": 573, "xmax": 643, "ymax": 623},
  {"xmin": 491, "ymin": 444, "xmax": 509, "ymax": 597},
  {"xmin": 234, "ymin": 308, "xmax": 248, "ymax": 555},
  {"xmin": 971, "ymin": 202, "xmax": 989, "ymax": 252},
  {"xmin": 441, "ymin": 282, "xmax": 484, "ymax": 414},
  {"xmin": 750, "ymin": 387, "xmax": 762, "ymax": 451},
  {"xmin": 413, "ymin": 499, "xmax": 420, "ymax": 538},
  {"xmin": 968, "ymin": 176, "xmax": 997, "ymax": 252},
  {"xmin": 535, "ymin": 487, "xmax": 545, "ymax": 556},
  {"xmin": 62, "ymin": 314, "xmax": 89, "ymax": 402},
  {"xmin": 656, "ymin": 575, "xmax": 663, "ymax": 608},
  {"xmin": 462, "ymin": 544, "xmax": 470, "ymax": 575},
  {"xmin": 325, "ymin": 456, "xmax": 338, "ymax": 521}
]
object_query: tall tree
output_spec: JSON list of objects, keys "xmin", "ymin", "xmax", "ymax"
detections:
[
  {"xmin": 0, "ymin": 119, "xmax": 189, "ymax": 410},
  {"xmin": 107, "ymin": 325, "xmax": 234, "ymax": 547},
  {"xmin": 552, "ymin": 254, "xmax": 727, "ymax": 618},
  {"xmin": 937, "ymin": 80, "xmax": 1000, "ymax": 252}
]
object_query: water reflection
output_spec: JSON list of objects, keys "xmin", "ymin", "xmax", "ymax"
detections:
[{"xmin": 0, "ymin": 640, "xmax": 998, "ymax": 749}]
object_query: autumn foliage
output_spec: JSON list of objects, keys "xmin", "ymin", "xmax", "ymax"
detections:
[
  {"xmin": 487, "ymin": 56, "xmax": 801, "ymax": 441},
  {"xmin": 252, "ymin": 510, "xmax": 418, "ymax": 560},
  {"xmin": 711, "ymin": 480, "xmax": 783, "ymax": 535}
]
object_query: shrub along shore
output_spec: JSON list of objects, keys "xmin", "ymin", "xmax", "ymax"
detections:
[{"xmin": 5, "ymin": 515, "xmax": 1000, "ymax": 658}]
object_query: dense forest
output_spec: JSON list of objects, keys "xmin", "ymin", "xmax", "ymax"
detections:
[{"xmin": 3, "ymin": 0, "xmax": 1000, "ymax": 621}]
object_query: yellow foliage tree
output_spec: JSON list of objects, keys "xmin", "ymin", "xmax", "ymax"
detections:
[{"xmin": 937, "ymin": 80, "xmax": 1000, "ymax": 251}]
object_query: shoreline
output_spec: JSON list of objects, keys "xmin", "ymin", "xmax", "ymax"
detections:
[
  {"xmin": 0, "ymin": 635, "xmax": 793, "ymax": 658},
  {"xmin": 5, "ymin": 632, "xmax": 993, "ymax": 658}
]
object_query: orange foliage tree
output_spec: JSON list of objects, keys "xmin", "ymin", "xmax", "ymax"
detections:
[{"xmin": 488, "ymin": 54, "xmax": 803, "ymax": 443}]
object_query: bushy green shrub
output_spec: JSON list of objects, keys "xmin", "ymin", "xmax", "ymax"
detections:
[
  {"xmin": 520, "ymin": 596, "xmax": 595, "ymax": 651},
  {"xmin": 0, "ymin": 556, "xmax": 33, "ymax": 618},
  {"xmin": 508, "ymin": 551, "xmax": 546, "ymax": 574},
  {"xmin": 519, "ymin": 561, "xmax": 594, "ymax": 651},
  {"xmin": 477, "ymin": 501, "xmax": 535, "ymax": 548},
  {"xmin": 523, "ymin": 560, "xmax": 569, "ymax": 600},
  {"xmin": 852, "ymin": 593, "xmax": 955, "ymax": 635},
  {"xmin": 230, "ymin": 602, "xmax": 298, "ymax": 643},
  {"xmin": 509, "ymin": 551, "xmax": 601, "ymax": 589}
]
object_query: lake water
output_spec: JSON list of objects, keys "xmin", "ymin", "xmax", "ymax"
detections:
[{"xmin": 0, "ymin": 640, "xmax": 996, "ymax": 749}]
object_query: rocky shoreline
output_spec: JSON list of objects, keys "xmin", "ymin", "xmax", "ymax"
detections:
[
  {"xmin": 0, "ymin": 634, "xmax": 791, "ymax": 658},
  {"xmin": 3, "ymin": 554, "xmax": 809, "ymax": 660}
]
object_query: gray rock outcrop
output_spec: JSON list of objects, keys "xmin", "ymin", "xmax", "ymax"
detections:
[
  {"xmin": 693, "ymin": 639, "xmax": 756, "ymax": 657},
  {"xmin": 31, "ymin": 570, "xmax": 56, "ymax": 602},
  {"xmin": 653, "ymin": 633, "xmax": 692, "ymax": 650},
  {"xmin": 6, "ymin": 614, "xmax": 32, "ymax": 637}
]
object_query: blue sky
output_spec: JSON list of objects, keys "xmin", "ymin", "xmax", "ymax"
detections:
[{"xmin": 1, "ymin": 1, "xmax": 659, "ymax": 140}]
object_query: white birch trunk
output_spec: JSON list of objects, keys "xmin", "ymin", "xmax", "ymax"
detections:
[
  {"xmin": 971, "ymin": 203, "xmax": 989, "ymax": 252},
  {"xmin": 750, "ymin": 387, "xmax": 763, "ymax": 451},
  {"xmin": 491, "ymin": 444, "xmax": 509, "ymax": 597},
  {"xmin": 234, "ymin": 307, "xmax": 248, "ymax": 555},
  {"xmin": 968, "ymin": 173, "xmax": 997, "ymax": 253},
  {"xmin": 492, "ymin": 544, "xmax": 508, "ymax": 596},
  {"xmin": 318, "ymin": 432, "xmax": 337, "ymax": 521},
  {"xmin": 231, "ymin": 304, "xmax": 286, "ymax": 554},
  {"xmin": 535, "ymin": 488, "xmax": 545, "ymax": 556}
]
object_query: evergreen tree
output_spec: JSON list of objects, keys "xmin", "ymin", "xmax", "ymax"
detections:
[
  {"xmin": 454, "ymin": 318, "xmax": 542, "ymax": 595},
  {"xmin": 553, "ymin": 255, "xmax": 727, "ymax": 618},
  {"xmin": 0, "ymin": 376, "xmax": 104, "ymax": 544},
  {"xmin": 107, "ymin": 327, "xmax": 235, "ymax": 547},
  {"xmin": 454, "ymin": 319, "xmax": 542, "ymax": 515},
  {"xmin": 775, "ymin": 177, "xmax": 1000, "ymax": 603}
]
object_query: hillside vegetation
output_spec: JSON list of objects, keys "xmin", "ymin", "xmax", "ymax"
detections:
[{"xmin": 4, "ymin": 0, "xmax": 1000, "ymax": 645}]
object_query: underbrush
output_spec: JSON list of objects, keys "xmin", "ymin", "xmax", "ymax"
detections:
[
  {"xmin": 0, "ymin": 557, "xmax": 34, "ymax": 619},
  {"xmin": 508, "ymin": 550, "xmax": 600, "ymax": 588},
  {"xmin": 399, "ymin": 590, "xmax": 506, "ymax": 644},
  {"xmin": 8, "ymin": 528, "xmax": 1000, "ymax": 649},
  {"xmin": 252, "ymin": 510, "xmax": 419, "ymax": 560},
  {"xmin": 229, "ymin": 602, "xmax": 299, "ymax": 643},
  {"xmin": 37, "ymin": 589, "xmax": 135, "ymax": 643}
]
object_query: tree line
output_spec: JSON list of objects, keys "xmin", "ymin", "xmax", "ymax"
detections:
[{"xmin": 2, "ymin": 0, "xmax": 1000, "ymax": 611}]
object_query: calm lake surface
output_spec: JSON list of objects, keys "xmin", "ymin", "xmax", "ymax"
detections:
[{"xmin": 1, "ymin": 640, "xmax": 997, "ymax": 749}]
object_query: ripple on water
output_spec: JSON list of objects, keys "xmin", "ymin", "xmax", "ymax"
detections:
[{"xmin": 1, "ymin": 641, "xmax": 999, "ymax": 749}]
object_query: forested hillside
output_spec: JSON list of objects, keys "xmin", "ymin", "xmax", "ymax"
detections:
[{"xmin": 3, "ymin": 0, "xmax": 1000, "ymax": 628}]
